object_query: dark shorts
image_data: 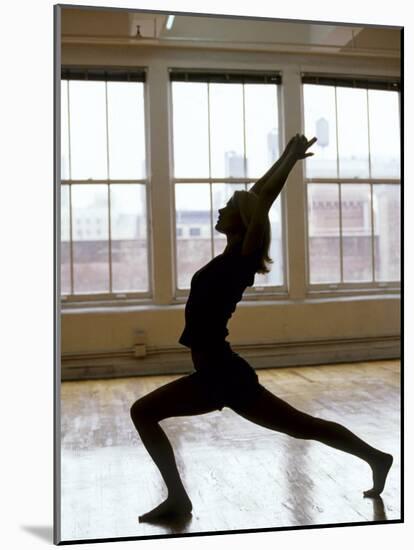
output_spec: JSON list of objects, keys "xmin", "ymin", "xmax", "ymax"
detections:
[{"xmin": 189, "ymin": 342, "xmax": 264, "ymax": 411}]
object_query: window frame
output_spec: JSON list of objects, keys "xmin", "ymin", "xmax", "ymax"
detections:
[
  {"xmin": 60, "ymin": 67, "xmax": 153, "ymax": 306},
  {"xmin": 168, "ymin": 69, "xmax": 288, "ymax": 300},
  {"xmin": 301, "ymin": 75, "xmax": 401, "ymax": 295}
]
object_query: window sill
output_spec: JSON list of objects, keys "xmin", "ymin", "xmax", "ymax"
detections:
[
  {"xmin": 306, "ymin": 286, "xmax": 400, "ymax": 300},
  {"xmin": 60, "ymin": 289, "xmax": 400, "ymax": 314}
]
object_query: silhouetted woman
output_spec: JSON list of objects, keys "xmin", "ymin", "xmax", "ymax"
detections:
[{"xmin": 130, "ymin": 134, "xmax": 393, "ymax": 522}]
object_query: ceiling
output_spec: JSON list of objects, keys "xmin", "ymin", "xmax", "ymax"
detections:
[{"xmin": 61, "ymin": 8, "xmax": 400, "ymax": 57}]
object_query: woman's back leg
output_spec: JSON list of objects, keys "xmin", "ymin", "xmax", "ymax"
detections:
[{"xmin": 230, "ymin": 385, "xmax": 393, "ymax": 497}]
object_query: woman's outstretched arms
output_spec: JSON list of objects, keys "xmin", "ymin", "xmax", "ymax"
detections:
[
  {"xmin": 249, "ymin": 135, "xmax": 295, "ymax": 195},
  {"xmin": 241, "ymin": 134, "xmax": 317, "ymax": 256},
  {"xmin": 256, "ymin": 134, "xmax": 317, "ymax": 203}
]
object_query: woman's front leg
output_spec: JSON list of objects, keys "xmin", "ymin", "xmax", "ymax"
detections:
[{"xmin": 130, "ymin": 373, "xmax": 219, "ymax": 521}]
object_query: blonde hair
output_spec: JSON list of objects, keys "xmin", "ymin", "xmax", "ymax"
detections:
[{"xmin": 231, "ymin": 190, "xmax": 273, "ymax": 274}]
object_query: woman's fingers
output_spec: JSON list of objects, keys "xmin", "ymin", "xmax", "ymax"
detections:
[
  {"xmin": 286, "ymin": 135, "xmax": 296, "ymax": 148},
  {"xmin": 290, "ymin": 134, "xmax": 317, "ymax": 158},
  {"xmin": 292, "ymin": 134, "xmax": 317, "ymax": 142}
]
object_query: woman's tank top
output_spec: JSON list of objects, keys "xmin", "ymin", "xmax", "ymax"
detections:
[{"xmin": 179, "ymin": 245, "xmax": 261, "ymax": 350}]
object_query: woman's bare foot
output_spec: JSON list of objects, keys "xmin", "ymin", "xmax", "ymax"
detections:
[
  {"xmin": 139, "ymin": 494, "xmax": 192, "ymax": 523},
  {"xmin": 364, "ymin": 452, "xmax": 393, "ymax": 498}
]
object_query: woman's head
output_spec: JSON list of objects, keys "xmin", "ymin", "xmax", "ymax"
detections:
[
  {"xmin": 215, "ymin": 195, "xmax": 244, "ymax": 236},
  {"xmin": 216, "ymin": 190, "xmax": 273, "ymax": 274}
]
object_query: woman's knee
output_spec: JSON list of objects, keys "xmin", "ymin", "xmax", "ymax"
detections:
[{"xmin": 130, "ymin": 397, "xmax": 157, "ymax": 426}]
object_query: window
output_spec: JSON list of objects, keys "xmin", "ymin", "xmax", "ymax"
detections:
[
  {"xmin": 60, "ymin": 68, "xmax": 150, "ymax": 299},
  {"xmin": 302, "ymin": 76, "xmax": 400, "ymax": 288},
  {"xmin": 170, "ymin": 70, "xmax": 285, "ymax": 291}
]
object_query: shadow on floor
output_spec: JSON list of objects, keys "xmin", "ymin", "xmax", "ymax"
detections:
[
  {"xmin": 20, "ymin": 525, "xmax": 54, "ymax": 543},
  {"xmin": 140, "ymin": 513, "xmax": 194, "ymax": 534},
  {"xmin": 371, "ymin": 497, "xmax": 388, "ymax": 522}
]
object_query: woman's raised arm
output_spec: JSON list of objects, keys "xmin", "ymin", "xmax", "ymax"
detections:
[
  {"xmin": 257, "ymin": 134, "xmax": 317, "ymax": 203},
  {"xmin": 249, "ymin": 135, "xmax": 296, "ymax": 196},
  {"xmin": 241, "ymin": 134, "xmax": 317, "ymax": 256}
]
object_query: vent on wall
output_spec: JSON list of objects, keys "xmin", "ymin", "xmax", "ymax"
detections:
[{"xmin": 134, "ymin": 330, "xmax": 147, "ymax": 358}]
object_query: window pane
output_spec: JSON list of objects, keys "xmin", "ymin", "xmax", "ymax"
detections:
[
  {"xmin": 69, "ymin": 81, "xmax": 107, "ymax": 180},
  {"xmin": 61, "ymin": 80, "xmax": 70, "ymax": 179},
  {"xmin": 72, "ymin": 185, "xmax": 109, "ymax": 293},
  {"xmin": 61, "ymin": 185, "xmax": 71, "ymax": 294},
  {"xmin": 210, "ymin": 84, "xmax": 245, "ymax": 178},
  {"xmin": 308, "ymin": 184, "xmax": 340, "ymax": 284},
  {"xmin": 369, "ymin": 90, "xmax": 400, "ymax": 179},
  {"xmin": 336, "ymin": 87, "xmax": 370, "ymax": 178},
  {"xmin": 373, "ymin": 185, "xmax": 400, "ymax": 281},
  {"xmin": 172, "ymin": 82, "xmax": 209, "ymax": 178},
  {"xmin": 111, "ymin": 184, "xmax": 148, "ymax": 292},
  {"xmin": 303, "ymin": 84, "xmax": 338, "ymax": 178},
  {"xmin": 212, "ymin": 183, "xmax": 246, "ymax": 256},
  {"xmin": 244, "ymin": 84, "xmax": 279, "ymax": 178},
  {"xmin": 341, "ymin": 184, "xmax": 372, "ymax": 282},
  {"xmin": 175, "ymin": 184, "xmax": 212, "ymax": 289},
  {"xmin": 107, "ymin": 82, "xmax": 146, "ymax": 179}
]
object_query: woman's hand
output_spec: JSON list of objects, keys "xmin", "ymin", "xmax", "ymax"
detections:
[
  {"xmin": 287, "ymin": 134, "xmax": 317, "ymax": 160},
  {"xmin": 250, "ymin": 134, "xmax": 316, "ymax": 196}
]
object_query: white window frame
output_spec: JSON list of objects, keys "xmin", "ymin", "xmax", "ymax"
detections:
[
  {"xmin": 60, "ymin": 68, "xmax": 152, "ymax": 306},
  {"xmin": 168, "ymin": 69, "xmax": 288, "ymax": 301},
  {"xmin": 300, "ymin": 75, "xmax": 401, "ymax": 296}
]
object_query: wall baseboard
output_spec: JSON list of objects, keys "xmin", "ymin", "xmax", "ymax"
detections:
[{"xmin": 61, "ymin": 335, "xmax": 400, "ymax": 381}]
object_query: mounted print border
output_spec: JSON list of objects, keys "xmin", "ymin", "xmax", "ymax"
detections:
[{"xmin": 54, "ymin": 3, "xmax": 403, "ymax": 545}]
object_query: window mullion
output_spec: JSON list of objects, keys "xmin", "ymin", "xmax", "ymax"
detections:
[
  {"xmin": 107, "ymin": 184, "xmax": 112, "ymax": 293},
  {"xmin": 338, "ymin": 183, "xmax": 344, "ymax": 283},
  {"xmin": 242, "ymin": 82, "xmax": 247, "ymax": 179},
  {"xmin": 207, "ymin": 82, "xmax": 214, "ymax": 259},
  {"xmin": 304, "ymin": 178, "xmax": 400, "ymax": 185},
  {"xmin": 366, "ymin": 89, "xmax": 372, "ymax": 180},
  {"xmin": 61, "ymin": 179, "xmax": 147, "ymax": 184},
  {"xmin": 370, "ymin": 183, "xmax": 376, "ymax": 282},
  {"xmin": 333, "ymin": 86, "xmax": 344, "ymax": 283},
  {"xmin": 67, "ymin": 81, "xmax": 74, "ymax": 295},
  {"xmin": 66, "ymin": 81, "xmax": 72, "ymax": 182},
  {"xmin": 207, "ymin": 82, "xmax": 212, "ymax": 180},
  {"xmin": 105, "ymin": 81, "xmax": 113, "ymax": 293},
  {"xmin": 209, "ymin": 182, "xmax": 214, "ymax": 258},
  {"xmin": 68, "ymin": 185, "xmax": 74, "ymax": 296},
  {"xmin": 334, "ymin": 86, "xmax": 340, "ymax": 180},
  {"xmin": 366, "ymin": 90, "xmax": 376, "ymax": 283},
  {"xmin": 174, "ymin": 177, "xmax": 255, "ymax": 184}
]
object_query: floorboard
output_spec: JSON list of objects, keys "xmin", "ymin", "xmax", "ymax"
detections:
[{"xmin": 60, "ymin": 360, "xmax": 401, "ymax": 542}]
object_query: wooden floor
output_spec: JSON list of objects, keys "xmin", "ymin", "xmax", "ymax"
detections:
[{"xmin": 60, "ymin": 360, "xmax": 401, "ymax": 543}]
